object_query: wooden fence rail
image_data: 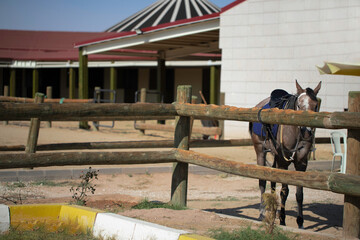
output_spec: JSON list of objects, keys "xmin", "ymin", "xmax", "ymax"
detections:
[
  {"xmin": 0, "ymin": 102, "xmax": 176, "ymax": 121},
  {"xmin": 175, "ymin": 149, "xmax": 360, "ymax": 198},
  {"xmin": 1, "ymin": 102, "xmax": 359, "ymax": 129},
  {"xmin": 0, "ymin": 139, "xmax": 254, "ymax": 151},
  {"xmin": 0, "ymin": 151, "xmax": 177, "ymax": 169},
  {"xmin": 0, "ymin": 96, "xmax": 93, "ymax": 103},
  {"xmin": 0, "ymin": 149, "xmax": 359, "ymax": 198},
  {"xmin": 134, "ymin": 122, "xmax": 222, "ymax": 136},
  {"xmin": 0, "ymin": 138, "xmax": 332, "ymax": 152}
]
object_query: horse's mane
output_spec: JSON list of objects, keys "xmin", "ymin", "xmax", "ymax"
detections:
[{"xmin": 305, "ymin": 88, "xmax": 317, "ymax": 101}]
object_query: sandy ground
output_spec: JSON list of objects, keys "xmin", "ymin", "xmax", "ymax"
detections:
[{"xmin": 0, "ymin": 120, "xmax": 343, "ymax": 239}]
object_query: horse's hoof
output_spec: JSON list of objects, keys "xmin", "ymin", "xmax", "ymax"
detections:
[{"xmin": 296, "ymin": 216, "xmax": 304, "ymax": 228}]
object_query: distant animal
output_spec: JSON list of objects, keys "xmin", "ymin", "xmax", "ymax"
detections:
[{"xmin": 249, "ymin": 80, "xmax": 321, "ymax": 228}]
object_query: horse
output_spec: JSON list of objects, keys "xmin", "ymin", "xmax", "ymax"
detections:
[{"xmin": 249, "ymin": 80, "xmax": 321, "ymax": 229}]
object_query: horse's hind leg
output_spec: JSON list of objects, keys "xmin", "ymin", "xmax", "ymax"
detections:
[
  {"xmin": 279, "ymin": 183, "xmax": 289, "ymax": 226},
  {"xmin": 252, "ymin": 138, "xmax": 267, "ymax": 220}
]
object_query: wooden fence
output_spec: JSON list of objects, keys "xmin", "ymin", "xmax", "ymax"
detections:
[{"xmin": 0, "ymin": 86, "xmax": 359, "ymax": 238}]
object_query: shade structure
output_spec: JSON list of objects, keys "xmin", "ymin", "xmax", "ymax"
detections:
[
  {"xmin": 106, "ymin": 0, "xmax": 220, "ymax": 32},
  {"xmin": 317, "ymin": 61, "xmax": 360, "ymax": 77}
]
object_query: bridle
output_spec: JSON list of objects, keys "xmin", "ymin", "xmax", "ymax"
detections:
[{"xmin": 279, "ymin": 93, "xmax": 318, "ymax": 162}]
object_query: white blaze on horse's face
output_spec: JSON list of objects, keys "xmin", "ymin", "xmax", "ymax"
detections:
[
  {"xmin": 297, "ymin": 92, "xmax": 317, "ymax": 111},
  {"xmin": 297, "ymin": 92, "xmax": 310, "ymax": 111}
]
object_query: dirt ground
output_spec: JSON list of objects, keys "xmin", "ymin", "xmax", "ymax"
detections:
[{"xmin": 0, "ymin": 120, "xmax": 343, "ymax": 239}]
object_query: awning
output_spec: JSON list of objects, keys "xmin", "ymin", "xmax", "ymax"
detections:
[
  {"xmin": 317, "ymin": 61, "xmax": 360, "ymax": 76},
  {"xmin": 75, "ymin": 13, "xmax": 221, "ymax": 61}
]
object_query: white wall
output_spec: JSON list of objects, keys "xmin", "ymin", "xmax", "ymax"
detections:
[{"xmin": 220, "ymin": 0, "xmax": 360, "ymax": 138}]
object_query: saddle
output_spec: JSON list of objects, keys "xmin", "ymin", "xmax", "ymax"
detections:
[{"xmin": 252, "ymin": 89, "xmax": 297, "ymax": 139}]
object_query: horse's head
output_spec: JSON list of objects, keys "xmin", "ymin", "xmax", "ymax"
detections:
[{"xmin": 295, "ymin": 80, "xmax": 321, "ymax": 112}]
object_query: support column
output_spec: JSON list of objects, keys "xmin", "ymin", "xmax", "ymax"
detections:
[
  {"xmin": 0, "ymin": 68, "xmax": 3, "ymax": 96},
  {"xmin": 209, "ymin": 66, "xmax": 220, "ymax": 105},
  {"xmin": 3, "ymin": 85, "xmax": 8, "ymax": 125},
  {"xmin": 69, "ymin": 68, "xmax": 76, "ymax": 99},
  {"xmin": 110, "ymin": 67, "xmax": 117, "ymax": 102},
  {"xmin": 32, "ymin": 69, "xmax": 39, "ymax": 98},
  {"xmin": 171, "ymin": 85, "xmax": 191, "ymax": 207},
  {"xmin": 343, "ymin": 91, "xmax": 360, "ymax": 239},
  {"xmin": 9, "ymin": 69, "xmax": 16, "ymax": 97},
  {"xmin": 78, "ymin": 47, "xmax": 89, "ymax": 129},
  {"xmin": 157, "ymin": 52, "xmax": 166, "ymax": 103}
]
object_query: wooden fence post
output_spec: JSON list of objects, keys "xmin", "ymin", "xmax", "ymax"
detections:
[
  {"xmin": 46, "ymin": 86, "xmax": 52, "ymax": 128},
  {"xmin": 93, "ymin": 86, "xmax": 101, "ymax": 131},
  {"xmin": 171, "ymin": 85, "xmax": 191, "ymax": 207},
  {"xmin": 189, "ymin": 95, "xmax": 197, "ymax": 139},
  {"xmin": 140, "ymin": 88, "xmax": 146, "ymax": 134},
  {"xmin": 343, "ymin": 91, "xmax": 360, "ymax": 239},
  {"xmin": 25, "ymin": 93, "xmax": 44, "ymax": 154},
  {"xmin": 3, "ymin": 85, "xmax": 8, "ymax": 125}
]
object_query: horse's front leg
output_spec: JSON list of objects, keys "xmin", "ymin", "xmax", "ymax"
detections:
[
  {"xmin": 295, "ymin": 185, "xmax": 304, "ymax": 228},
  {"xmin": 277, "ymin": 156, "xmax": 289, "ymax": 226},
  {"xmin": 294, "ymin": 160, "xmax": 307, "ymax": 229},
  {"xmin": 279, "ymin": 183, "xmax": 289, "ymax": 226}
]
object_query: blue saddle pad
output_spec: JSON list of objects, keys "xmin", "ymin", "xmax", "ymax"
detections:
[{"xmin": 252, "ymin": 103, "xmax": 279, "ymax": 138}]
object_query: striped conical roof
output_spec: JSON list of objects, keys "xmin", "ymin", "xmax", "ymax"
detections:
[{"xmin": 106, "ymin": 0, "xmax": 220, "ymax": 33}]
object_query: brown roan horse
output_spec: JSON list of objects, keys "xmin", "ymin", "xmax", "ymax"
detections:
[{"xmin": 249, "ymin": 80, "xmax": 321, "ymax": 228}]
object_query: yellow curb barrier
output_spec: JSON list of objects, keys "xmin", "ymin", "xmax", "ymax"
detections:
[
  {"xmin": 179, "ymin": 234, "xmax": 215, "ymax": 240},
  {"xmin": 4, "ymin": 204, "xmax": 214, "ymax": 239},
  {"xmin": 9, "ymin": 204, "xmax": 62, "ymax": 230},
  {"xmin": 59, "ymin": 205, "xmax": 101, "ymax": 232}
]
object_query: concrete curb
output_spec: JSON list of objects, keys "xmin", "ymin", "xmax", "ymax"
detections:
[{"xmin": 0, "ymin": 203, "xmax": 213, "ymax": 240}]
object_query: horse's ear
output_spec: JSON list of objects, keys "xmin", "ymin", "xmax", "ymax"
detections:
[
  {"xmin": 313, "ymin": 81, "xmax": 322, "ymax": 95},
  {"xmin": 295, "ymin": 80, "xmax": 304, "ymax": 94}
]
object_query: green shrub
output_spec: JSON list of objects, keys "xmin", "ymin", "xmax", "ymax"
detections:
[{"xmin": 132, "ymin": 199, "xmax": 187, "ymax": 210}]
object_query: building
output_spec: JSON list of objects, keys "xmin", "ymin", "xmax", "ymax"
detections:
[
  {"xmin": 219, "ymin": 0, "xmax": 360, "ymax": 138},
  {"xmin": 0, "ymin": 0, "xmax": 222, "ymax": 104}
]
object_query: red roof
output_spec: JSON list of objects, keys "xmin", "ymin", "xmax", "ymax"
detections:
[
  {"xmin": 74, "ymin": 0, "xmax": 246, "ymax": 49},
  {"xmin": 0, "ymin": 30, "xmax": 154, "ymax": 61},
  {"xmin": 221, "ymin": 0, "xmax": 247, "ymax": 13}
]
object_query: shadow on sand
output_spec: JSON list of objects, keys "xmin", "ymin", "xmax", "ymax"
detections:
[{"xmin": 204, "ymin": 202, "xmax": 343, "ymax": 231}]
